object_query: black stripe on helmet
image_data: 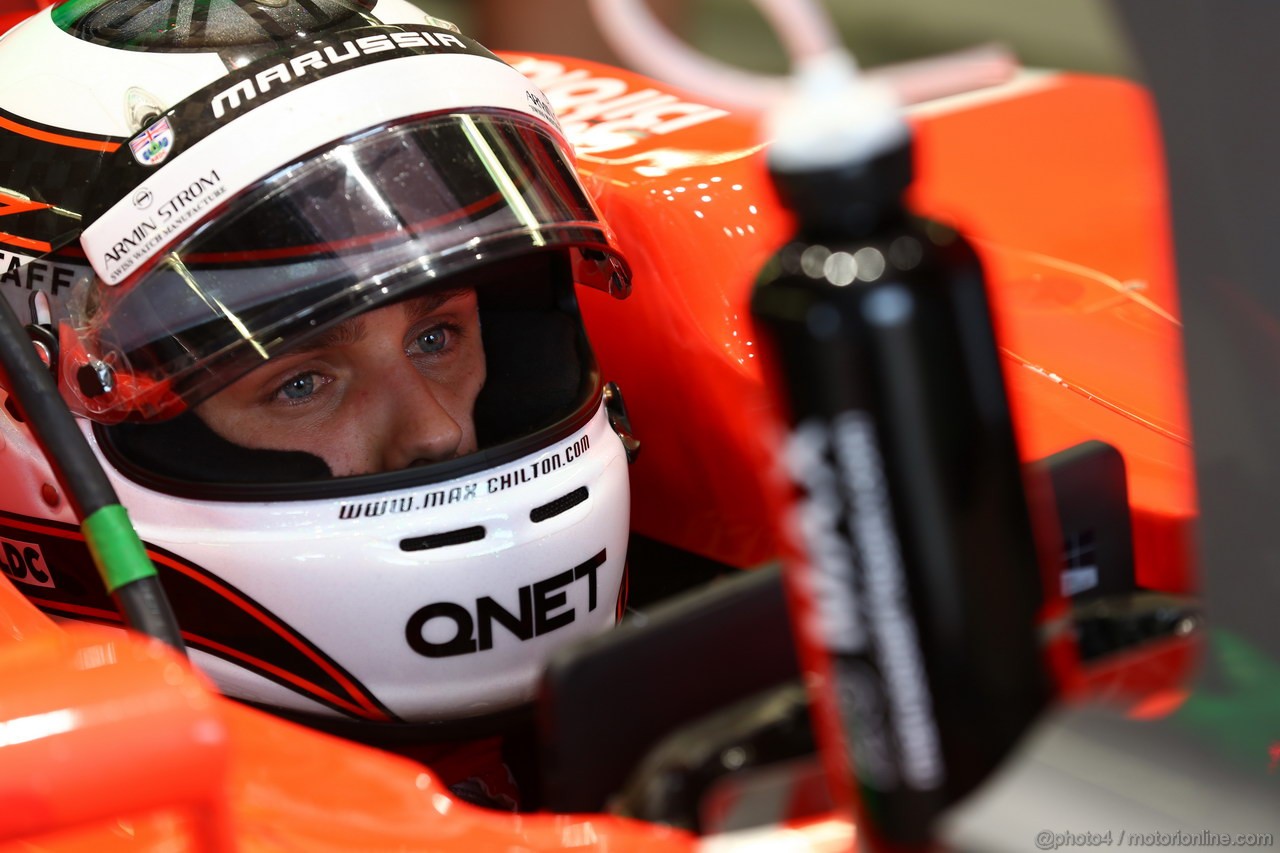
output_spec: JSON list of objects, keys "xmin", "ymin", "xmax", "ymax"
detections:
[{"xmin": 82, "ymin": 25, "xmax": 507, "ymax": 227}]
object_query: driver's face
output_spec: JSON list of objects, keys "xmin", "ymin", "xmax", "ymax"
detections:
[{"xmin": 197, "ymin": 288, "xmax": 485, "ymax": 477}]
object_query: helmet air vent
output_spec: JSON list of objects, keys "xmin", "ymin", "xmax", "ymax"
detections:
[
  {"xmin": 530, "ymin": 487, "xmax": 589, "ymax": 523},
  {"xmin": 400, "ymin": 526, "xmax": 485, "ymax": 552}
]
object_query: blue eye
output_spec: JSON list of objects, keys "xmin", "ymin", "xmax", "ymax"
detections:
[
  {"xmin": 280, "ymin": 373, "xmax": 316, "ymax": 400},
  {"xmin": 416, "ymin": 326, "xmax": 449, "ymax": 354}
]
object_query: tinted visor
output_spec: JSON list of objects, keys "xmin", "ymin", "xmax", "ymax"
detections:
[
  {"xmin": 100, "ymin": 248, "xmax": 603, "ymax": 490},
  {"xmin": 65, "ymin": 111, "xmax": 629, "ymax": 421}
]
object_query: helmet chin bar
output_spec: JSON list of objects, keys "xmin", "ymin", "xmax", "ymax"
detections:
[{"xmin": 84, "ymin": 401, "xmax": 632, "ymax": 724}]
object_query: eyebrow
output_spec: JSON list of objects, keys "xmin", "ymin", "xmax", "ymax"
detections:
[
  {"xmin": 290, "ymin": 288, "xmax": 470, "ymax": 354},
  {"xmin": 296, "ymin": 315, "xmax": 367, "ymax": 352},
  {"xmin": 399, "ymin": 287, "xmax": 470, "ymax": 320}
]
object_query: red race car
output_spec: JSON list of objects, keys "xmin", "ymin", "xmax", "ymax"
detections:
[{"xmin": 1, "ymin": 0, "xmax": 1267, "ymax": 849}]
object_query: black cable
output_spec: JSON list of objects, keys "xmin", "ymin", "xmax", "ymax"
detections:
[{"xmin": 0, "ymin": 292, "xmax": 186, "ymax": 654}]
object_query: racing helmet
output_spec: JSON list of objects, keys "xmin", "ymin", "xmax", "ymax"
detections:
[{"xmin": 0, "ymin": 0, "xmax": 634, "ymax": 730}]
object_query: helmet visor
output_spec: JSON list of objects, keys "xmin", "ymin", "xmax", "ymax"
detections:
[{"xmin": 63, "ymin": 110, "xmax": 628, "ymax": 422}]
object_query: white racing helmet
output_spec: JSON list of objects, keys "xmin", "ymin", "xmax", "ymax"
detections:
[{"xmin": 0, "ymin": 0, "xmax": 635, "ymax": 730}]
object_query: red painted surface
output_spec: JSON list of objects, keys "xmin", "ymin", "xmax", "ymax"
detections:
[{"xmin": 570, "ymin": 63, "xmax": 1195, "ymax": 599}]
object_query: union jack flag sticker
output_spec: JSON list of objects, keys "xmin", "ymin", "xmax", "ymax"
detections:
[{"xmin": 129, "ymin": 116, "xmax": 175, "ymax": 167}]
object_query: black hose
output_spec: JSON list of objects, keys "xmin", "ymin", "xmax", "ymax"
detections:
[{"xmin": 0, "ymin": 292, "xmax": 185, "ymax": 654}]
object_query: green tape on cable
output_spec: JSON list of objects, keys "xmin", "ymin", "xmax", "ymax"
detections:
[{"xmin": 82, "ymin": 504, "xmax": 158, "ymax": 592}]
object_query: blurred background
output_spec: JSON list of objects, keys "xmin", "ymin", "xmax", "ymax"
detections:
[{"xmin": 418, "ymin": 0, "xmax": 1136, "ymax": 79}]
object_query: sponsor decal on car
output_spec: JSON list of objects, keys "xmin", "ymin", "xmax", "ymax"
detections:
[
  {"xmin": 508, "ymin": 57, "xmax": 730, "ymax": 155},
  {"xmin": 0, "ymin": 536, "xmax": 54, "ymax": 589}
]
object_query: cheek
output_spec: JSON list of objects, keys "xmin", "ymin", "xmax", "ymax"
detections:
[
  {"xmin": 444, "ymin": 349, "xmax": 486, "ymax": 444},
  {"xmin": 463, "ymin": 346, "xmax": 488, "ymax": 411},
  {"xmin": 441, "ymin": 374, "xmax": 484, "ymax": 428},
  {"xmin": 195, "ymin": 398, "xmax": 259, "ymax": 447},
  {"xmin": 300, "ymin": 417, "xmax": 372, "ymax": 477}
]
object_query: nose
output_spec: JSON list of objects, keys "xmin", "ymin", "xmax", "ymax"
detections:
[{"xmin": 377, "ymin": 365, "xmax": 466, "ymax": 472}]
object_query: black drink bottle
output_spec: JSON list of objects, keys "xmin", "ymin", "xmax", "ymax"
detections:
[{"xmin": 751, "ymin": 138, "xmax": 1049, "ymax": 849}]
